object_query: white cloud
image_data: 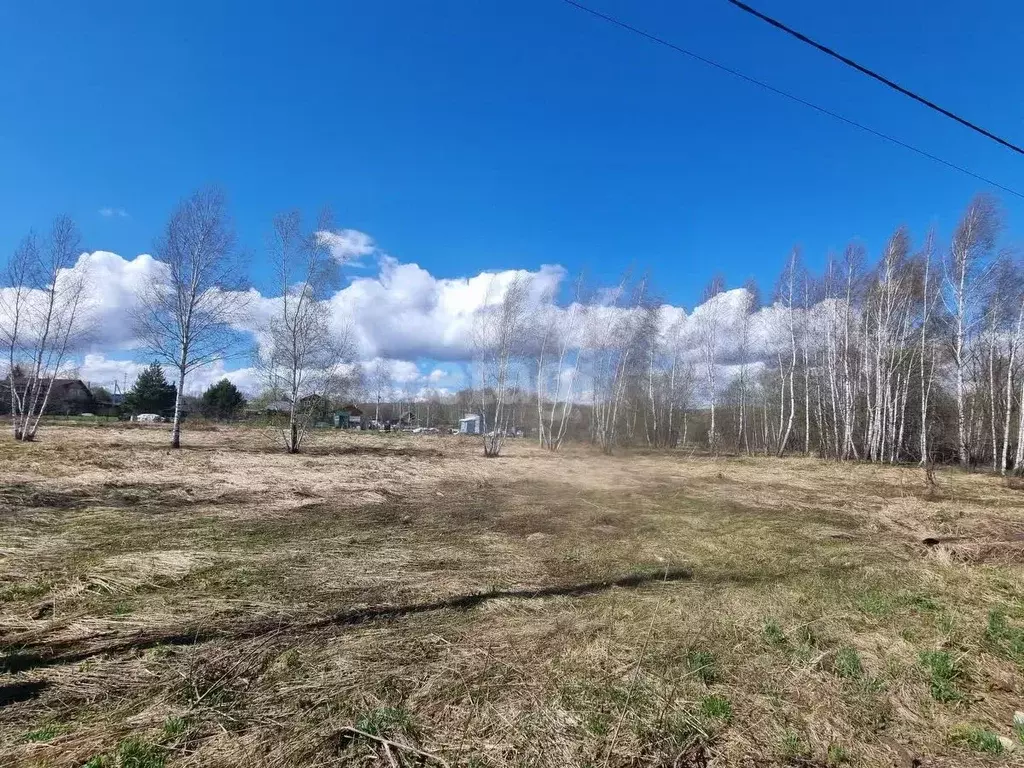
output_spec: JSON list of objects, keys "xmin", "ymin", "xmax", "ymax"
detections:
[
  {"xmin": 78, "ymin": 354, "xmax": 261, "ymax": 396},
  {"xmin": 316, "ymin": 229, "xmax": 375, "ymax": 264},
  {"xmin": 330, "ymin": 257, "xmax": 565, "ymax": 361},
  {"xmin": 98, "ymin": 207, "xmax": 129, "ymax": 218},
  {"xmin": 3, "ymin": 233, "xmax": 822, "ymax": 400}
]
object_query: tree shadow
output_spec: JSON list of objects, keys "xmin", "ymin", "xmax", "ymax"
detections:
[{"xmin": 1, "ymin": 568, "xmax": 692, "ymax": 673}]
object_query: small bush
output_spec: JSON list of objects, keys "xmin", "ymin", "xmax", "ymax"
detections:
[
  {"xmin": 949, "ymin": 725, "xmax": 1004, "ymax": 754},
  {"xmin": 919, "ymin": 650, "xmax": 964, "ymax": 703},
  {"xmin": 685, "ymin": 648, "xmax": 718, "ymax": 685}
]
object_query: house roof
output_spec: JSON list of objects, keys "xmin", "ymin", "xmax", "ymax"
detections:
[{"xmin": 2, "ymin": 377, "xmax": 91, "ymax": 397}]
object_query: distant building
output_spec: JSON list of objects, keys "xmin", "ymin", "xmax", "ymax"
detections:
[
  {"xmin": 0, "ymin": 378, "xmax": 96, "ymax": 416},
  {"xmin": 459, "ymin": 413, "xmax": 482, "ymax": 434},
  {"xmin": 334, "ymin": 405, "xmax": 364, "ymax": 429}
]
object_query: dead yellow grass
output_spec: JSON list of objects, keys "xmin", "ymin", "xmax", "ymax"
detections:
[{"xmin": 1, "ymin": 425, "xmax": 1023, "ymax": 767}]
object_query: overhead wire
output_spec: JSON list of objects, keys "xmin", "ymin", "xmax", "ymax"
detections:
[
  {"xmin": 559, "ymin": 0, "xmax": 1024, "ymax": 199},
  {"xmin": 723, "ymin": 0, "xmax": 1024, "ymax": 156}
]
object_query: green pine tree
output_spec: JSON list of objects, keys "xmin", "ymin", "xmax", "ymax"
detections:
[
  {"xmin": 123, "ymin": 362, "xmax": 177, "ymax": 415},
  {"xmin": 200, "ymin": 378, "xmax": 246, "ymax": 420}
]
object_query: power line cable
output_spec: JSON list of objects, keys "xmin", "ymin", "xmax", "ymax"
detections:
[
  {"xmin": 724, "ymin": 0, "xmax": 1024, "ymax": 156},
  {"xmin": 559, "ymin": 0, "xmax": 1024, "ymax": 199}
]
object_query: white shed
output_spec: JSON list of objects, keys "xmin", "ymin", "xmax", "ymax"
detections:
[{"xmin": 459, "ymin": 413, "xmax": 482, "ymax": 434}]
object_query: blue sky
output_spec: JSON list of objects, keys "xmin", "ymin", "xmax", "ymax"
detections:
[{"xmin": 2, "ymin": 0, "xmax": 1021, "ymax": 307}]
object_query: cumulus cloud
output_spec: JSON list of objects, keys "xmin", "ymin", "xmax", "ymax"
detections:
[
  {"xmin": 3, "ymin": 234, "xmax": 818, "ymax": 399},
  {"xmin": 98, "ymin": 207, "xmax": 129, "ymax": 218},
  {"xmin": 77, "ymin": 354, "xmax": 261, "ymax": 396},
  {"xmin": 316, "ymin": 229, "xmax": 375, "ymax": 264},
  {"xmin": 13, "ymin": 247, "xmax": 565, "ymax": 395},
  {"xmin": 330, "ymin": 258, "xmax": 565, "ymax": 361}
]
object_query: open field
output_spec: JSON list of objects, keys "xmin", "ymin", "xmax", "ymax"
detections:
[{"xmin": 1, "ymin": 427, "xmax": 1023, "ymax": 767}]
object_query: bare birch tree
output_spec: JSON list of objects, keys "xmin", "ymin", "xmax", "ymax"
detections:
[
  {"xmin": 918, "ymin": 232, "xmax": 937, "ymax": 464},
  {"xmin": 942, "ymin": 194, "xmax": 1000, "ymax": 466},
  {"xmin": 993, "ymin": 257, "xmax": 1024, "ymax": 474},
  {"xmin": 474, "ymin": 275, "xmax": 531, "ymax": 457},
  {"xmin": 534, "ymin": 276, "xmax": 585, "ymax": 450},
  {"xmin": 775, "ymin": 251, "xmax": 801, "ymax": 456},
  {"xmin": 369, "ymin": 358, "xmax": 392, "ymax": 427},
  {"xmin": 0, "ymin": 217, "xmax": 91, "ymax": 441},
  {"xmin": 257, "ymin": 209, "xmax": 354, "ymax": 453},
  {"xmin": 695, "ymin": 275, "xmax": 725, "ymax": 451},
  {"xmin": 134, "ymin": 187, "xmax": 248, "ymax": 448}
]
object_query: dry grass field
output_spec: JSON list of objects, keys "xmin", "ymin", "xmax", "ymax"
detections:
[{"xmin": 1, "ymin": 426, "xmax": 1023, "ymax": 767}]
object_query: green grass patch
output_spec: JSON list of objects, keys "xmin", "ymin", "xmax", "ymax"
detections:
[
  {"xmin": 161, "ymin": 716, "xmax": 189, "ymax": 742},
  {"xmin": 855, "ymin": 589, "xmax": 940, "ymax": 618},
  {"xmin": 831, "ymin": 647, "xmax": 863, "ymax": 680},
  {"xmin": 984, "ymin": 608, "xmax": 1024, "ymax": 665},
  {"xmin": 685, "ymin": 648, "xmax": 718, "ymax": 685},
  {"xmin": 919, "ymin": 650, "xmax": 965, "ymax": 703},
  {"xmin": 699, "ymin": 694, "xmax": 732, "ymax": 722},
  {"xmin": 20, "ymin": 723, "xmax": 67, "ymax": 743},
  {"xmin": 825, "ymin": 743, "xmax": 851, "ymax": 766},
  {"xmin": 84, "ymin": 738, "xmax": 167, "ymax": 768},
  {"xmin": 855, "ymin": 590, "xmax": 893, "ymax": 617},
  {"xmin": 355, "ymin": 706, "xmax": 415, "ymax": 737},
  {"xmin": 780, "ymin": 729, "xmax": 811, "ymax": 761},
  {"xmin": 0, "ymin": 580, "xmax": 51, "ymax": 603},
  {"xmin": 949, "ymin": 725, "xmax": 1004, "ymax": 754},
  {"xmin": 905, "ymin": 593, "xmax": 941, "ymax": 612}
]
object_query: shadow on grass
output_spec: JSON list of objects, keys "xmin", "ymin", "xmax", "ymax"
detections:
[
  {"xmin": 1, "ymin": 567, "xmax": 692, "ymax": 674},
  {"xmin": 0, "ymin": 679, "xmax": 50, "ymax": 707}
]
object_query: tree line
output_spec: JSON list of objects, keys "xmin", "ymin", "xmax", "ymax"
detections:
[
  {"xmin": 3, "ymin": 189, "xmax": 1022, "ymax": 470},
  {"xmin": 474, "ymin": 194, "xmax": 1024, "ymax": 473}
]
